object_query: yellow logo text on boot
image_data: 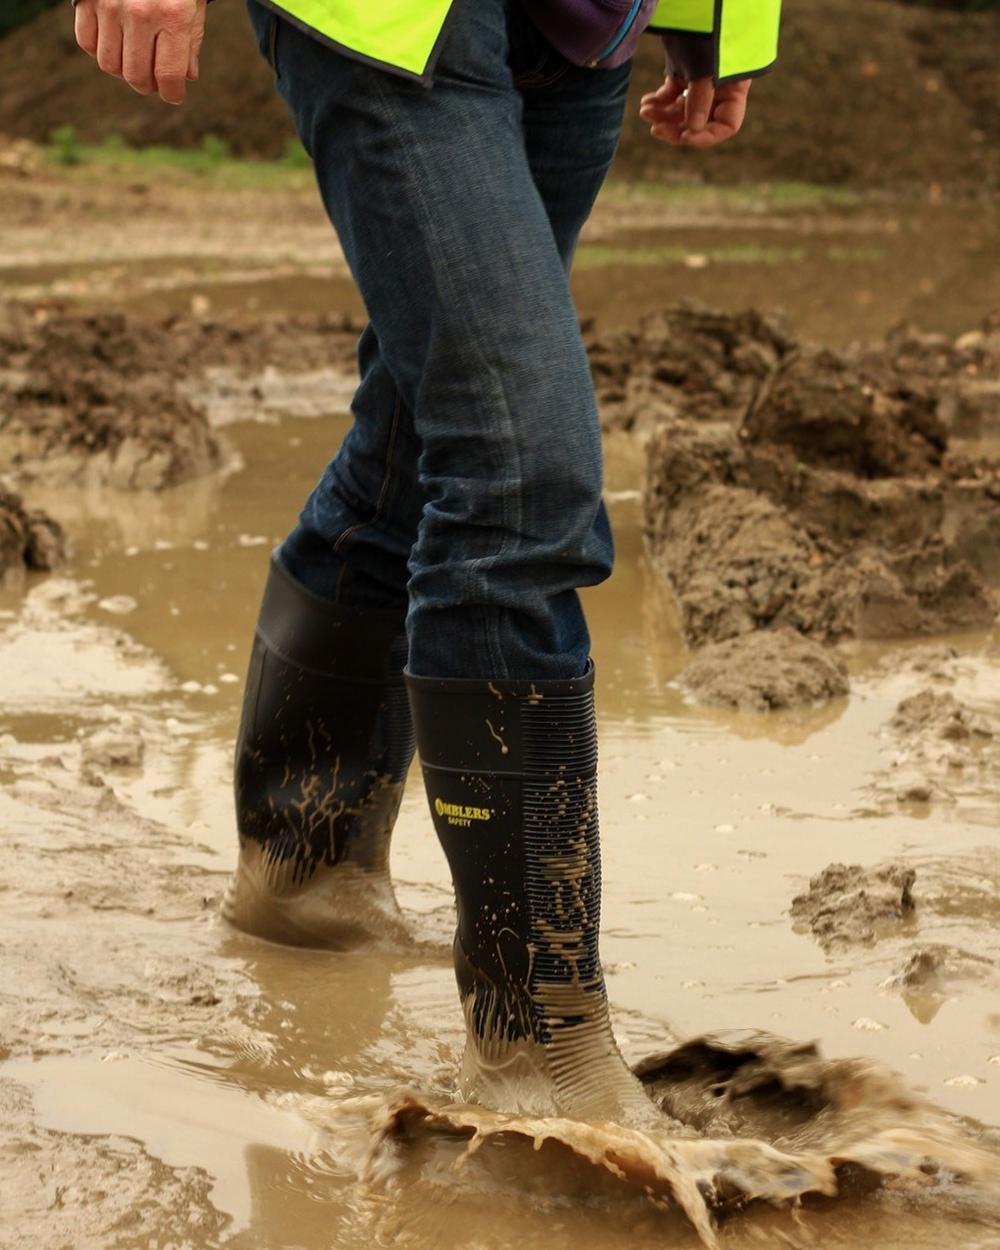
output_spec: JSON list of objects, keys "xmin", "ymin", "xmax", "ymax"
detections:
[{"xmin": 434, "ymin": 797, "xmax": 493, "ymax": 827}]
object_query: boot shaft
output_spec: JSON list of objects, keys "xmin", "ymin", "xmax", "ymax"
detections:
[
  {"xmin": 235, "ymin": 559, "xmax": 414, "ymax": 878},
  {"xmin": 406, "ymin": 665, "xmax": 605, "ymax": 1045}
]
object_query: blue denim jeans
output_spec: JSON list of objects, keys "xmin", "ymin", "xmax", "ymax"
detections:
[{"xmin": 245, "ymin": 0, "xmax": 631, "ymax": 680}]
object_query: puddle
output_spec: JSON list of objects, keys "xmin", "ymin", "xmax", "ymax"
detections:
[{"xmin": 1, "ymin": 181, "xmax": 999, "ymax": 1247}]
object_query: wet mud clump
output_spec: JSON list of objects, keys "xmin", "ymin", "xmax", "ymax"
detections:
[
  {"xmin": 0, "ymin": 307, "xmax": 224, "ymax": 489},
  {"xmin": 590, "ymin": 304, "xmax": 795, "ymax": 438},
  {"xmin": 678, "ymin": 628, "xmax": 848, "ymax": 712},
  {"xmin": 377, "ymin": 1029, "xmax": 999, "ymax": 1249},
  {"xmin": 791, "ymin": 862, "xmax": 917, "ymax": 951},
  {"xmin": 626, "ymin": 304, "xmax": 1000, "ymax": 707},
  {"xmin": 0, "ymin": 481, "xmax": 66, "ymax": 581},
  {"xmin": 858, "ymin": 314, "xmax": 1000, "ymax": 441},
  {"xmin": 875, "ymin": 686, "xmax": 997, "ymax": 805}
]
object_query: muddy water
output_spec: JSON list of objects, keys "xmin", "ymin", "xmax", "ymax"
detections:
[
  {"xmin": 2, "ymin": 185, "xmax": 997, "ymax": 347},
  {"xmin": 3, "ymin": 392, "xmax": 1000, "ymax": 1248},
  {"xmin": 3, "ymin": 182, "xmax": 1000, "ymax": 1248}
]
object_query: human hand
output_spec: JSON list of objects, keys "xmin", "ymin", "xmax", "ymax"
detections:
[
  {"xmin": 73, "ymin": 0, "xmax": 206, "ymax": 105},
  {"xmin": 639, "ymin": 75, "xmax": 751, "ymax": 149}
]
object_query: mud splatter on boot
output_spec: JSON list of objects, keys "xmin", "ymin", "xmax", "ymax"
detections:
[
  {"xmin": 407, "ymin": 663, "xmax": 658, "ymax": 1125},
  {"xmin": 223, "ymin": 558, "xmax": 415, "ymax": 948}
]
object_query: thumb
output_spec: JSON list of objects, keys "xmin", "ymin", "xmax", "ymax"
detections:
[{"xmin": 684, "ymin": 76, "xmax": 715, "ymax": 133}]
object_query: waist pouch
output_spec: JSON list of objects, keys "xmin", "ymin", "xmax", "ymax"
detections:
[{"xmin": 526, "ymin": 0, "xmax": 659, "ymax": 69}]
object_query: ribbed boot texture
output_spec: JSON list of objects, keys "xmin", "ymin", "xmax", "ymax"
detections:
[
  {"xmin": 223, "ymin": 558, "xmax": 415, "ymax": 947},
  {"xmin": 407, "ymin": 664, "xmax": 656, "ymax": 1125}
]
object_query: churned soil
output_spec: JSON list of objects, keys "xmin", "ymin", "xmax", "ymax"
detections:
[
  {"xmin": 618, "ymin": 303, "xmax": 1000, "ymax": 706},
  {"xmin": 875, "ymin": 684, "xmax": 998, "ymax": 805},
  {"xmin": 791, "ymin": 862, "xmax": 918, "ymax": 951},
  {"xmin": 0, "ymin": 0, "xmax": 997, "ymax": 191},
  {"xmin": 0, "ymin": 304, "xmax": 362, "ymax": 489},
  {"xmin": 0, "ymin": 481, "xmax": 66, "ymax": 580},
  {"xmin": 678, "ymin": 628, "xmax": 849, "ymax": 712},
  {"xmin": 0, "ymin": 307, "xmax": 224, "ymax": 489}
]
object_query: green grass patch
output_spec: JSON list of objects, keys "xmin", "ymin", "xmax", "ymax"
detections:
[
  {"xmin": 42, "ymin": 131, "xmax": 315, "ymax": 190},
  {"xmin": 601, "ymin": 179, "xmax": 864, "ymax": 211},
  {"xmin": 575, "ymin": 242, "xmax": 807, "ymax": 269}
]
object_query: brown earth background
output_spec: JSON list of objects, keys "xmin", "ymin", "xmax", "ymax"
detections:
[{"xmin": 1, "ymin": 0, "xmax": 998, "ymax": 191}]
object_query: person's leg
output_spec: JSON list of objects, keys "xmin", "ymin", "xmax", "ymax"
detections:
[
  {"xmin": 512, "ymin": 7, "xmax": 632, "ymax": 271},
  {"xmin": 277, "ymin": 322, "xmax": 423, "ymax": 612},
  {"xmin": 279, "ymin": 1, "xmax": 633, "ymax": 619},
  {"xmin": 237, "ymin": 0, "xmax": 652, "ymax": 1123},
  {"xmin": 225, "ymin": 10, "xmax": 425, "ymax": 947},
  {"xmin": 264, "ymin": 0, "xmax": 612, "ymax": 681}
]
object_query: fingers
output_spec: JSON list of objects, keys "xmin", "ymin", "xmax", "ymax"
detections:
[
  {"xmin": 644, "ymin": 75, "xmax": 752, "ymax": 149},
  {"xmin": 74, "ymin": 0, "xmax": 99, "ymax": 56},
  {"xmin": 153, "ymin": 26, "xmax": 191, "ymax": 104},
  {"xmin": 639, "ymin": 75, "xmax": 685, "ymax": 113},
  {"xmin": 641, "ymin": 74, "xmax": 716, "ymax": 146},
  {"xmin": 75, "ymin": 0, "xmax": 204, "ymax": 104},
  {"xmin": 679, "ymin": 81, "xmax": 751, "ymax": 148},
  {"xmin": 122, "ymin": 0, "xmax": 158, "ymax": 94},
  {"xmin": 95, "ymin": 3, "xmax": 124, "ymax": 77},
  {"xmin": 186, "ymin": 7, "xmax": 205, "ymax": 82},
  {"xmin": 639, "ymin": 74, "xmax": 687, "ymax": 144}
]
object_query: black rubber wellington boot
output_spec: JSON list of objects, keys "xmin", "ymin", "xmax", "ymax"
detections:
[
  {"xmin": 223, "ymin": 558, "xmax": 415, "ymax": 948},
  {"xmin": 406, "ymin": 663, "xmax": 658, "ymax": 1125}
]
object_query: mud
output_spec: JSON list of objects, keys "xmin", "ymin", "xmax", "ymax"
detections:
[
  {"xmin": 0, "ymin": 155, "xmax": 998, "ymax": 1246},
  {"xmin": 0, "ymin": 304, "xmax": 363, "ymax": 490},
  {"xmin": 791, "ymin": 863, "xmax": 918, "ymax": 952},
  {"xmin": 629, "ymin": 305, "xmax": 1000, "ymax": 707},
  {"xmin": 378, "ymin": 1028, "xmax": 1000, "ymax": 1250},
  {"xmin": 0, "ymin": 307, "xmax": 224, "ymax": 489},
  {"xmin": 873, "ymin": 684, "xmax": 999, "ymax": 807},
  {"xmin": 2, "ymin": 404, "xmax": 1000, "ymax": 1250},
  {"xmin": 588, "ymin": 305, "xmax": 794, "ymax": 438},
  {"xmin": 677, "ymin": 629, "xmax": 849, "ymax": 712},
  {"xmin": 0, "ymin": 481, "xmax": 65, "ymax": 581}
]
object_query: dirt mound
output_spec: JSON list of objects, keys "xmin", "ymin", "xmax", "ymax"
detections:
[
  {"xmin": 0, "ymin": 0, "xmax": 997, "ymax": 191},
  {"xmin": 791, "ymin": 862, "xmax": 917, "ymax": 950},
  {"xmin": 588, "ymin": 305, "xmax": 794, "ymax": 437},
  {"xmin": 678, "ymin": 628, "xmax": 849, "ymax": 712},
  {"xmin": 0, "ymin": 305, "xmax": 362, "ymax": 489},
  {"xmin": 0, "ymin": 481, "xmax": 66, "ymax": 580},
  {"xmin": 742, "ymin": 344, "xmax": 949, "ymax": 478},
  {"xmin": 636, "ymin": 305, "xmax": 1000, "ymax": 687},
  {"xmin": 617, "ymin": 0, "xmax": 1000, "ymax": 191},
  {"xmin": 0, "ymin": 308, "xmax": 223, "ymax": 489}
]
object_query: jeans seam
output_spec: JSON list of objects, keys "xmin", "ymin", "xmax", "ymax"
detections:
[
  {"xmin": 331, "ymin": 387, "xmax": 404, "ymax": 602},
  {"xmin": 514, "ymin": 61, "xmax": 570, "ymax": 90},
  {"xmin": 366, "ymin": 68, "xmax": 532, "ymax": 678}
]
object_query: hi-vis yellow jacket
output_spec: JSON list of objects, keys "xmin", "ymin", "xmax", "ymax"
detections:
[{"xmin": 258, "ymin": 0, "xmax": 781, "ymax": 88}]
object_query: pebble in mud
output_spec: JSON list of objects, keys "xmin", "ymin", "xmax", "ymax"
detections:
[
  {"xmin": 80, "ymin": 718, "xmax": 145, "ymax": 779},
  {"xmin": 790, "ymin": 862, "xmax": 916, "ymax": 952}
]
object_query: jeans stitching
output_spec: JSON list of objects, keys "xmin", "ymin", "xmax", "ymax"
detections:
[{"xmin": 514, "ymin": 61, "xmax": 570, "ymax": 90}]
